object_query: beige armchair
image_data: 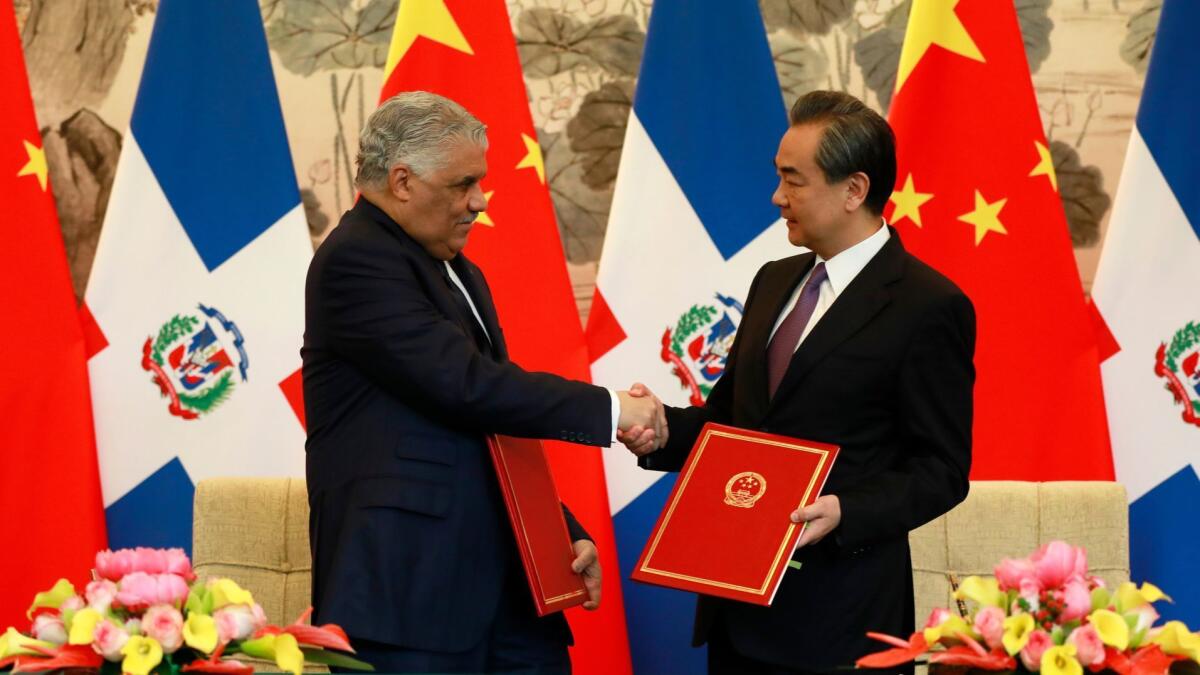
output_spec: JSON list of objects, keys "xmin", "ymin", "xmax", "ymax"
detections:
[
  {"xmin": 192, "ymin": 478, "xmax": 1130, "ymax": 634},
  {"xmin": 910, "ymin": 480, "xmax": 1129, "ymax": 625}
]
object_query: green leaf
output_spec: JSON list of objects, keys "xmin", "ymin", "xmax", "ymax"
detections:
[
  {"xmin": 1051, "ymin": 140, "xmax": 1111, "ymax": 248},
  {"xmin": 176, "ymin": 371, "xmax": 235, "ymax": 414},
  {"xmin": 265, "ymin": 0, "xmax": 395, "ymax": 76},
  {"xmin": 516, "ymin": 9, "xmax": 644, "ymax": 79},
  {"xmin": 1091, "ymin": 586, "xmax": 1111, "ymax": 612},
  {"xmin": 1120, "ymin": 0, "xmax": 1162, "ymax": 76},
  {"xmin": 300, "ymin": 647, "xmax": 376, "ymax": 671}
]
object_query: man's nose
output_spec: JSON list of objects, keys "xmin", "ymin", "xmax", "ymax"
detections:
[
  {"xmin": 771, "ymin": 181, "xmax": 787, "ymax": 208},
  {"xmin": 469, "ymin": 184, "xmax": 488, "ymax": 214}
]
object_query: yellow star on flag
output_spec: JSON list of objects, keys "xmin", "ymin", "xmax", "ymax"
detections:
[
  {"xmin": 476, "ymin": 191, "xmax": 495, "ymax": 226},
  {"xmin": 958, "ymin": 190, "xmax": 1008, "ymax": 246},
  {"xmin": 1029, "ymin": 140, "xmax": 1058, "ymax": 192},
  {"xmin": 896, "ymin": 0, "xmax": 985, "ymax": 93},
  {"xmin": 383, "ymin": 0, "xmax": 473, "ymax": 81},
  {"xmin": 889, "ymin": 173, "xmax": 934, "ymax": 227},
  {"xmin": 515, "ymin": 133, "xmax": 546, "ymax": 184},
  {"xmin": 17, "ymin": 139, "xmax": 49, "ymax": 192}
]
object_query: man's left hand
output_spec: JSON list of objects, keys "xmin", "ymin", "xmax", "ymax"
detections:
[
  {"xmin": 790, "ymin": 495, "xmax": 841, "ymax": 548},
  {"xmin": 571, "ymin": 539, "xmax": 601, "ymax": 610}
]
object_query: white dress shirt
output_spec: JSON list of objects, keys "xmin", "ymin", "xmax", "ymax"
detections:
[{"xmin": 769, "ymin": 223, "xmax": 891, "ymax": 349}]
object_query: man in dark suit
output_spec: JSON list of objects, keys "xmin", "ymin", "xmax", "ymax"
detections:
[
  {"xmin": 303, "ymin": 91, "xmax": 661, "ymax": 674},
  {"xmin": 620, "ymin": 90, "xmax": 976, "ymax": 674}
]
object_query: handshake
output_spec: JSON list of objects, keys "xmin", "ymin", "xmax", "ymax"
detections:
[{"xmin": 615, "ymin": 383, "xmax": 667, "ymax": 456}]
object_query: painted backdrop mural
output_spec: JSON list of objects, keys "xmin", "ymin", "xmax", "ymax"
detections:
[{"xmin": 18, "ymin": 0, "xmax": 1157, "ymax": 320}]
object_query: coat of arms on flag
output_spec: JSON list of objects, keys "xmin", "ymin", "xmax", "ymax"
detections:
[
  {"xmin": 141, "ymin": 304, "xmax": 249, "ymax": 420},
  {"xmin": 1154, "ymin": 321, "xmax": 1200, "ymax": 428},
  {"xmin": 661, "ymin": 294, "xmax": 744, "ymax": 406}
]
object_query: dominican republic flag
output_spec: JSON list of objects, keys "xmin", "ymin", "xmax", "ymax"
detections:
[
  {"xmin": 1092, "ymin": 0, "xmax": 1200, "ymax": 627},
  {"xmin": 83, "ymin": 0, "xmax": 311, "ymax": 552},
  {"xmin": 584, "ymin": 1, "xmax": 787, "ymax": 671}
]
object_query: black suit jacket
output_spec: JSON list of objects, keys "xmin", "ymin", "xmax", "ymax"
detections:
[
  {"xmin": 643, "ymin": 229, "xmax": 975, "ymax": 671},
  {"xmin": 302, "ymin": 198, "xmax": 612, "ymax": 652}
]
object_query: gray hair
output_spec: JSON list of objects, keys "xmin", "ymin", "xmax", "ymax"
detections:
[{"xmin": 355, "ymin": 91, "xmax": 488, "ymax": 190}]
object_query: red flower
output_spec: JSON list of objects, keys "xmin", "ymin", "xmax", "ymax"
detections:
[{"xmin": 856, "ymin": 632, "xmax": 929, "ymax": 668}]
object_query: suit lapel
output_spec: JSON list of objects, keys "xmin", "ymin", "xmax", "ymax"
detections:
[
  {"xmin": 740, "ymin": 253, "xmax": 816, "ymax": 417},
  {"xmin": 767, "ymin": 233, "xmax": 906, "ymax": 410},
  {"xmin": 451, "ymin": 255, "xmax": 508, "ymax": 360},
  {"xmin": 355, "ymin": 198, "xmax": 503, "ymax": 358}
]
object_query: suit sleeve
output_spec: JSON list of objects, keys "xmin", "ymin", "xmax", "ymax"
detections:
[
  {"xmin": 639, "ymin": 264, "xmax": 771, "ymax": 472},
  {"xmin": 561, "ymin": 503, "xmax": 590, "ymax": 542},
  {"xmin": 835, "ymin": 292, "xmax": 976, "ymax": 549},
  {"xmin": 315, "ymin": 242, "xmax": 611, "ymax": 445}
]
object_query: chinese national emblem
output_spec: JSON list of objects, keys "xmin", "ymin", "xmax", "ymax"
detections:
[
  {"xmin": 1155, "ymin": 321, "xmax": 1200, "ymax": 428},
  {"xmin": 141, "ymin": 304, "xmax": 249, "ymax": 420},
  {"xmin": 661, "ymin": 294, "xmax": 744, "ymax": 405},
  {"xmin": 724, "ymin": 472, "xmax": 767, "ymax": 509}
]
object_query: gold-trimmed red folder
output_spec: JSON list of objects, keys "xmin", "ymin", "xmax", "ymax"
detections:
[
  {"xmin": 631, "ymin": 422, "xmax": 839, "ymax": 605},
  {"xmin": 487, "ymin": 435, "xmax": 588, "ymax": 616}
]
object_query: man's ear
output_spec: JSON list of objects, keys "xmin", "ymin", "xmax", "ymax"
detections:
[
  {"xmin": 389, "ymin": 164, "xmax": 414, "ymax": 201},
  {"xmin": 844, "ymin": 172, "xmax": 870, "ymax": 212}
]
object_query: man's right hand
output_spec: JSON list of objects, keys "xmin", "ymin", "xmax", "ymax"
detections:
[{"xmin": 616, "ymin": 383, "xmax": 666, "ymax": 456}]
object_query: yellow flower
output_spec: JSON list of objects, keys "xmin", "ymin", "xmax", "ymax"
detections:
[
  {"xmin": 209, "ymin": 579, "xmax": 255, "ymax": 609},
  {"xmin": 121, "ymin": 636, "xmax": 163, "ymax": 675},
  {"xmin": 1041, "ymin": 645, "xmax": 1082, "ymax": 675},
  {"xmin": 923, "ymin": 615, "xmax": 973, "ymax": 645},
  {"xmin": 955, "ymin": 576, "xmax": 1005, "ymax": 608},
  {"xmin": 68, "ymin": 608, "xmax": 102, "ymax": 645},
  {"xmin": 1088, "ymin": 609, "xmax": 1130, "ymax": 651},
  {"xmin": 1151, "ymin": 621, "xmax": 1200, "ymax": 662},
  {"xmin": 183, "ymin": 613, "xmax": 218, "ymax": 654},
  {"xmin": 1003, "ymin": 613, "xmax": 1035, "ymax": 655},
  {"xmin": 240, "ymin": 634, "xmax": 303, "ymax": 675},
  {"xmin": 26, "ymin": 579, "xmax": 76, "ymax": 619},
  {"xmin": 0, "ymin": 627, "xmax": 54, "ymax": 658},
  {"xmin": 1116, "ymin": 581, "xmax": 1171, "ymax": 611}
]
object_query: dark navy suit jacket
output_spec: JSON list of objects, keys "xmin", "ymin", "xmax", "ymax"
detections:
[
  {"xmin": 643, "ymin": 230, "xmax": 976, "ymax": 671},
  {"xmin": 302, "ymin": 197, "xmax": 611, "ymax": 652}
]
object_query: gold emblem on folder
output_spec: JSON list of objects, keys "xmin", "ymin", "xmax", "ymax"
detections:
[{"xmin": 724, "ymin": 471, "xmax": 766, "ymax": 508}]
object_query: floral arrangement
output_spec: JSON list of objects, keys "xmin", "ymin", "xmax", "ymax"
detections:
[
  {"xmin": 0, "ymin": 548, "xmax": 371, "ymax": 675},
  {"xmin": 857, "ymin": 541, "xmax": 1200, "ymax": 674}
]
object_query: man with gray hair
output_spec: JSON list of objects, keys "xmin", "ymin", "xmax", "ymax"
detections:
[{"xmin": 302, "ymin": 91, "xmax": 662, "ymax": 673}]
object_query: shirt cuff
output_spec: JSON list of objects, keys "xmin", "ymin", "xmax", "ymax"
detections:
[{"xmin": 609, "ymin": 389, "xmax": 620, "ymax": 447}]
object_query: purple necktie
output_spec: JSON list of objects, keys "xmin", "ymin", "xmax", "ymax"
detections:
[{"xmin": 767, "ymin": 262, "xmax": 827, "ymax": 398}]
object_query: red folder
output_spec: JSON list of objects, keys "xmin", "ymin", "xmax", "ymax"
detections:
[
  {"xmin": 631, "ymin": 423, "xmax": 839, "ymax": 606},
  {"xmin": 487, "ymin": 435, "xmax": 589, "ymax": 616}
]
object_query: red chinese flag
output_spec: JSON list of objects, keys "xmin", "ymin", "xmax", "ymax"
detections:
[
  {"xmin": 0, "ymin": 1, "xmax": 108, "ymax": 629},
  {"xmin": 885, "ymin": 0, "xmax": 1112, "ymax": 480},
  {"xmin": 379, "ymin": 2, "xmax": 631, "ymax": 671}
]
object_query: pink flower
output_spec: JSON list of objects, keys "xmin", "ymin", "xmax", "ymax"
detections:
[
  {"xmin": 214, "ymin": 606, "xmax": 258, "ymax": 642},
  {"xmin": 1061, "ymin": 578, "xmax": 1092, "ymax": 622},
  {"xmin": 1030, "ymin": 541, "xmax": 1088, "ymax": 589},
  {"xmin": 973, "ymin": 606, "xmax": 1006, "ymax": 650},
  {"xmin": 115, "ymin": 572, "xmax": 190, "ymax": 611},
  {"xmin": 92, "ymin": 619, "xmax": 130, "ymax": 661},
  {"xmin": 60, "ymin": 595, "xmax": 85, "ymax": 613},
  {"xmin": 94, "ymin": 547, "xmax": 195, "ymax": 582},
  {"xmin": 32, "ymin": 614, "xmax": 67, "ymax": 645},
  {"xmin": 1019, "ymin": 579, "xmax": 1041, "ymax": 609},
  {"xmin": 1067, "ymin": 624, "xmax": 1105, "ymax": 666},
  {"xmin": 995, "ymin": 556, "xmax": 1038, "ymax": 592},
  {"xmin": 142, "ymin": 605, "xmax": 184, "ymax": 653},
  {"xmin": 1020, "ymin": 630, "xmax": 1053, "ymax": 671},
  {"xmin": 86, "ymin": 580, "xmax": 119, "ymax": 612},
  {"xmin": 1131, "ymin": 605, "xmax": 1160, "ymax": 635},
  {"xmin": 250, "ymin": 603, "xmax": 267, "ymax": 631},
  {"xmin": 924, "ymin": 607, "xmax": 954, "ymax": 628}
]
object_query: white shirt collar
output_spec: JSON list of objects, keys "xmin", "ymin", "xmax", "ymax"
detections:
[{"xmin": 813, "ymin": 221, "xmax": 890, "ymax": 295}]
